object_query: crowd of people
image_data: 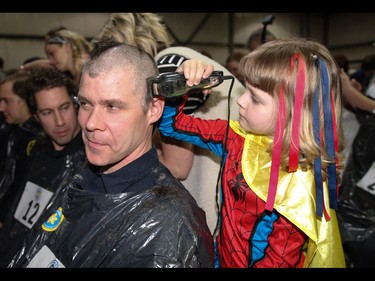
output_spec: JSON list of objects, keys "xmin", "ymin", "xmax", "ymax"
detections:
[{"xmin": 0, "ymin": 13, "xmax": 375, "ymax": 268}]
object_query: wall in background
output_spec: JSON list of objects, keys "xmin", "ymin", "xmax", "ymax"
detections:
[
  {"xmin": 0, "ymin": 13, "xmax": 374, "ymax": 73},
  {"xmin": 0, "ymin": 13, "xmax": 110, "ymax": 69}
]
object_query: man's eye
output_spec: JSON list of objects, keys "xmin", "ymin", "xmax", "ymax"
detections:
[
  {"xmin": 107, "ymin": 104, "xmax": 119, "ymax": 111},
  {"xmin": 79, "ymin": 101, "xmax": 91, "ymax": 110},
  {"xmin": 41, "ymin": 111, "xmax": 52, "ymax": 116}
]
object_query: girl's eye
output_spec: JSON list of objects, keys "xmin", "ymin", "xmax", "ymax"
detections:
[{"xmin": 251, "ymin": 94, "xmax": 260, "ymax": 104}]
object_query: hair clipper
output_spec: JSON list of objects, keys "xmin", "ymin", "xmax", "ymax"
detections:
[{"xmin": 147, "ymin": 70, "xmax": 224, "ymax": 98}]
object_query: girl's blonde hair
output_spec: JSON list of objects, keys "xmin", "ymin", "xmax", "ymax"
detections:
[
  {"xmin": 46, "ymin": 29, "xmax": 93, "ymax": 80},
  {"xmin": 240, "ymin": 37, "xmax": 344, "ymax": 182},
  {"xmin": 93, "ymin": 13, "xmax": 172, "ymax": 57}
]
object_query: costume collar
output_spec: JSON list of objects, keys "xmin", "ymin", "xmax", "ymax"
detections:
[{"xmin": 231, "ymin": 120, "xmax": 330, "ymax": 242}]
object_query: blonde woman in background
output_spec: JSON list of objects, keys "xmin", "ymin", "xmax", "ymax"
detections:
[
  {"xmin": 44, "ymin": 29, "xmax": 92, "ymax": 86},
  {"xmin": 21, "ymin": 28, "xmax": 92, "ymax": 87},
  {"xmin": 93, "ymin": 13, "xmax": 245, "ymax": 234}
]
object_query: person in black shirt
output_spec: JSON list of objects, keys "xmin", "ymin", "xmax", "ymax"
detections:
[
  {"xmin": 0, "ymin": 68, "xmax": 85, "ymax": 266},
  {"xmin": 7, "ymin": 39, "xmax": 213, "ymax": 268},
  {"xmin": 0, "ymin": 71, "xmax": 42, "ymax": 212}
]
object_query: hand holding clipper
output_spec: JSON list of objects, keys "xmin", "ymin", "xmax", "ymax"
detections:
[{"xmin": 147, "ymin": 71, "xmax": 224, "ymax": 98}]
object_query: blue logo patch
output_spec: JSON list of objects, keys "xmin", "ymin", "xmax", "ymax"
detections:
[
  {"xmin": 47, "ymin": 259, "xmax": 60, "ymax": 268},
  {"xmin": 42, "ymin": 207, "xmax": 65, "ymax": 232}
]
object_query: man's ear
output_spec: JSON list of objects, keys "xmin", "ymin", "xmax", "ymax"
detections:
[{"xmin": 149, "ymin": 97, "xmax": 165, "ymax": 124}]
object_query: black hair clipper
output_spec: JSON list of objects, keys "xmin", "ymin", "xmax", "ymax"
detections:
[{"xmin": 147, "ymin": 71, "xmax": 224, "ymax": 98}]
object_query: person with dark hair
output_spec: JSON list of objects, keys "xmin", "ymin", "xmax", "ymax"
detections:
[
  {"xmin": 0, "ymin": 72, "xmax": 42, "ymax": 217},
  {"xmin": 7, "ymin": 39, "xmax": 213, "ymax": 268},
  {"xmin": 0, "ymin": 68, "xmax": 85, "ymax": 266}
]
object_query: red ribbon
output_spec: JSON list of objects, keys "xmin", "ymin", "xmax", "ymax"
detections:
[
  {"xmin": 265, "ymin": 85, "xmax": 286, "ymax": 211},
  {"xmin": 288, "ymin": 54, "xmax": 306, "ymax": 172}
]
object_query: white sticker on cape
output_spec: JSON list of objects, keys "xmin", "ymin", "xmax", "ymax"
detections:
[
  {"xmin": 14, "ymin": 181, "xmax": 54, "ymax": 229},
  {"xmin": 27, "ymin": 245, "xmax": 65, "ymax": 268},
  {"xmin": 356, "ymin": 162, "xmax": 375, "ymax": 196}
]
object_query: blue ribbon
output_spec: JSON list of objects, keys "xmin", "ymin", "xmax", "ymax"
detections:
[{"xmin": 313, "ymin": 58, "xmax": 338, "ymax": 216}]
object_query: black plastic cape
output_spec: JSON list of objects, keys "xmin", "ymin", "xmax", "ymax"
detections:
[
  {"xmin": 7, "ymin": 148, "xmax": 214, "ymax": 268},
  {"xmin": 0, "ymin": 133, "xmax": 86, "ymax": 266},
  {"xmin": 0, "ymin": 119, "xmax": 41, "ymax": 205},
  {"xmin": 338, "ymin": 114, "xmax": 375, "ymax": 247}
]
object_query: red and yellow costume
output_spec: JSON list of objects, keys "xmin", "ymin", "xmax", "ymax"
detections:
[{"xmin": 159, "ymin": 97, "xmax": 345, "ymax": 268}]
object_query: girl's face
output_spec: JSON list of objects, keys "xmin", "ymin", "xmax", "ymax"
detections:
[{"xmin": 236, "ymin": 83, "xmax": 276, "ymax": 136}]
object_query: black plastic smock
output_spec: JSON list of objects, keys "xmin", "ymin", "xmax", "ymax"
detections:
[
  {"xmin": 7, "ymin": 147, "xmax": 214, "ymax": 268},
  {"xmin": 0, "ymin": 118, "xmax": 41, "ymax": 205},
  {"xmin": 337, "ymin": 114, "xmax": 375, "ymax": 267},
  {"xmin": 338, "ymin": 114, "xmax": 375, "ymax": 243},
  {"xmin": 0, "ymin": 133, "xmax": 85, "ymax": 266}
]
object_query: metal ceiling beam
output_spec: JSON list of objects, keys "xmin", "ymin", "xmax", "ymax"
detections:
[{"xmin": 184, "ymin": 13, "xmax": 213, "ymax": 45}]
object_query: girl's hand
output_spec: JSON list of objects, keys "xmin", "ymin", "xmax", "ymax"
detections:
[{"xmin": 177, "ymin": 59, "xmax": 214, "ymax": 87}]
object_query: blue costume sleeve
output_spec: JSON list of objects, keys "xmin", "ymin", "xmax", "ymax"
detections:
[{"xmin": 158, "ymin": 100, "xmax": 228, "ymax": 158}]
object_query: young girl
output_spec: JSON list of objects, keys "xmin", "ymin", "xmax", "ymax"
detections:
[{"xmin": 158, "ymin": 37, "xmax": 346, "ymax": 268}]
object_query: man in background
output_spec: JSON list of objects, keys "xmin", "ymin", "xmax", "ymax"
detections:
[{"xmin": 0, "ymin": 68, "xmax": 85, "ymax": 266}]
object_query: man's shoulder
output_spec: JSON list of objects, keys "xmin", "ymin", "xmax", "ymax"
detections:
[{"xmin": 145, "ymin": 183, "xmax": 204, "ymax": 216}]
